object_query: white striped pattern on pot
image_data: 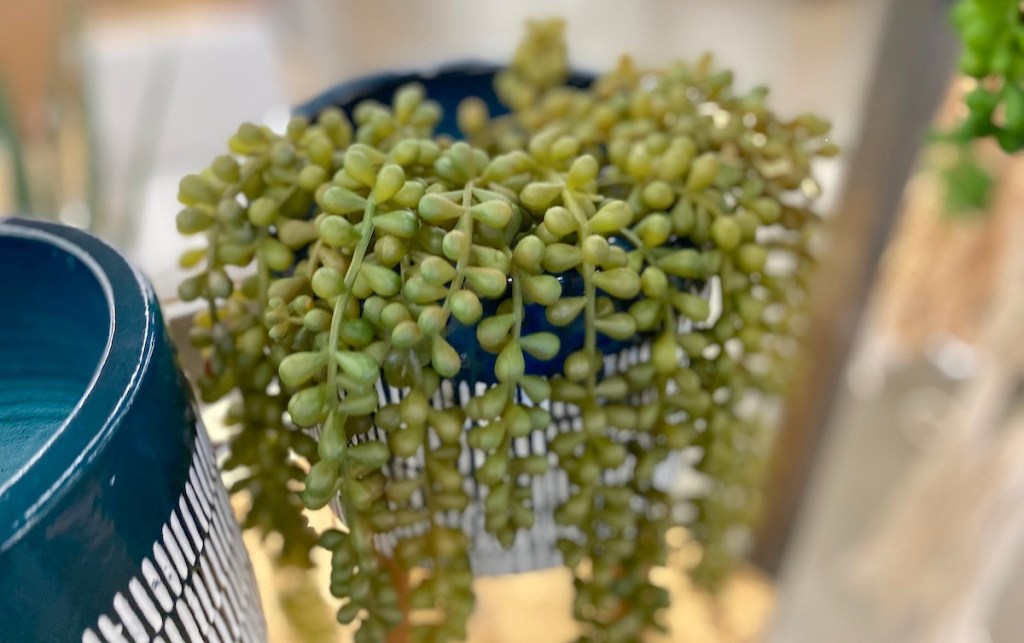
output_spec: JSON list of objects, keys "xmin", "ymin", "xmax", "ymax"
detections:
[
  {"xmin": 330, "ymin": 311, "xmax": 696, "ymax": 576},
  {"xmin": 81, "ymin": 425, "xmax": 265, "ymax": 643}
]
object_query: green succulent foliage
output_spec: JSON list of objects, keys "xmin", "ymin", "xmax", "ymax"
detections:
[
  {"xmin": 175, "ymin": 18, "xmax": 832, "ymax": 643},
  {"xmin": 937, "ymin": 139, "xmax": 994, "ymax": 217},
  {"xmin": 951, "ymin": 0, "xmax": 1024, "ymax": 151}
]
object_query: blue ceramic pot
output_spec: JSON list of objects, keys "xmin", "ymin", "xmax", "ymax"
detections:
[{"xmin": 0, "ymin": 218, "xmax": 265, "ymax": 642}]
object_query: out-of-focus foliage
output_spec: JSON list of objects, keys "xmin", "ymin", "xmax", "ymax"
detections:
[{"xmin": 950, "ymin": 0, "xmax": 1024, "ymax": 151}]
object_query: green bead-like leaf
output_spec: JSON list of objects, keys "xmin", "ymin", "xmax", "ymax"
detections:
[
  {"xmin": 542, "ymin": 243, "xmax": 582, "ymax": 272},
  {"xmin": 403, "ymin": 275, "xmax": 449, "ymax": 304},
  {"xmin": 320, "ymin": 186, "xmax": 367, "ymax": 215},
  {"xmin": 450, "ymin": 290, "xmax": 483, "ymax": 325},
  {"xmin": 566, "ymin": 154, "xmax": 599, "ymax": 188},
  {"xmin": 338, "ymin": 390, "xmax": 379, "ymax": 415},
  {"xmin": 260, "ymin": 238, "xmax": 294, "ymax": 272},
  {"xmin": 476, "ymin": 451, "xmax": 509, "ymax": 484},
  {"xmin": 543, "ymin": 206, "xmax": 577, "ymax": 238},
  {"xmin": 711, "ymin": 216, "xmax": 741, "ymax": 251},
  {"xmin": 736, "ymin": 243, "xmax": 768, "ymax": 273},
  {"xmin": 653, "ymin": 332, "xmax": 679, "ymax": 375},
  {"xmin": 248, "ymin": 196, "xmax": 279, "ymax": 226},
  {"xmin": 339, "ymin": 319, "xmax": 374, "ymax": 348},
  {"xmin": 417, "ymin": 305, "xmax": 447, "ymax": 336},
  {"xmin": 518, "ymin": 375, "xmax": 551, "ymax": 404},
  {"xmin": 441, "ymin": 229, "xmax": 469, "ymax": 260},
  {"xmin": 634, "ymin": 212, "xmax": 672, "ymax": 247},
  {"xmin": 505, "ymin": 404, "xmax": 533, "ymax": 438},
  {"xmin": 418, "ymin": 193, "xmax": 465, "ymax": 223},
  {"xmin": 334, "ymin": 351, "xmax": 379, "ymax": 386},
  {"xmin": 464, "ymin": 267, "xmax": 508, "ymax": 298},
  {"xmin": 629, "ymin": 298, "xmax": 662, "ymax": 331},
  {"xmin": 520, "ymin": 332, "xmax": 560, "ymax": 360},
  {"xmin": 428, "ymin": 408, "xmax": 464, "ymax": 444},
  {"xmin": 288, "ymin": 384, "xmax": 328, "ymax": 427},
  {"xmin": 344, "ymin": 145, "xmax": 379, "ymax": 186},
  {"xmin": 278, "ymin": 219, "xmax": 319, "ymax": 249},
  {"xmin": 593, "ymin": 268, "xmax": 641, "ymax": 299},
  {"xmin": 658, "ymin": 248, "xmax": 703, "ymax": 278},
  {"xmin": 550, "ymin": 431, "xmax": 586, "ymax": 458},
  {"xmin": 319, "ymin": 215, "xmax": 361, "ymax": 248},
  {"xmin": 468, "ymin": 200, "xmax": 513, "ymax": 228},
  {"xmin": 391, "ymin": 320, "xmax": 423, "ymax": 349},
  {"xmin": 594, "ymin": 313, "xmax": 637, "ymax": 340},
  {"xmin": 347, "ymin": 441, "xmax": 390, "ymax": 468},
  {"xmin": 512, "ymin": 235, "xmax": 545, "ymax": 272},
  {"xmin": 564, "ymin": 350, "xmax": 598, "ymax": 382},
  {"xmin": 477, "ymin": 314, "xmax": 515, "ymax": 350},
  {"xmin": 520, "ymin": 182, "xmax": 562, "ymax": 212},
  {"xmin": 304, "ymin": 459, "xmax": 339, "ymax": 507},
  {"xmin": 469, "ymin": 245, "xmax": 511, "ymax": 274},
  {"xmin": 467, "ymin": 384, "xmax": 509, "ymax": 420},
  {"xmin": 588, "ymin": 200, "xmax": 633, "ymax": 234},
  {"xmin": 555, "ymin": 494, "xmax": 590, "ymax": 526},
  {"xmin": 178, "ymin": 174, "xmax": 219, "ymax": 205},
  {"xmin": 175, "ymin": 207, "xmax": 213, "ymax": 235},
  {"xmin": 318, "ymin": 412, "xmax": 348, "ymax": 462},
  {"xmin": 391, "ymin": 424, "xmax": 425, "ymax": 458},
  {"xmin": 640, "ymin": 266, "xmax": 668, "ymax": 298},
  {"xmin": 495, "ymin": 342, "xmax": 525, "ymax": 382},
  {"xmin": 279, "ymin": 352, "xmax": 328, "ymax": 388},
  {"xmin": 431, "ymin": 336, "xmax": 462, "ymax": 377},
  {"xmin": 686, "ymin": 153, "xmax": 721, "ymax": 191},
  {"xmin": 546, "ymin": 297, "xmax": 586, "ymax": 326},
  {"xmin": 311, "ymin": 266, "xmax": 345, "ymax": 299},
  {"xmin": 371, "ymin": 164, "xmax": 406, "ymax": 203},
  {"xmin": 359, "ymin": 263, "xmax": 402, "ymax": 297},
  {"xmin": 672, "ymin": 292, "xmax": 710, "ymax": 321},
  {"xmin": 521, "ymin": 274, "xmax": 561, "ymax": 306},
  {"xmin": 373, "ymin": 209, "xmax": 419, "ymax": 238},
  {"xmin": 594, "ymin": 375, "xmax": 629, "ymax": 399},
  {"xmin": 419, "ymin": 256, "xmax": 457, "ymax": 286},
  {"xmin": 582, "ymin": 235, "xmax": 610, "ymax": 265}
]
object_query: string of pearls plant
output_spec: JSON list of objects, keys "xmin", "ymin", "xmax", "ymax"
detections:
[{"xmin": 176, "ymin": 20, "xmax": 834, "ymax": 643}]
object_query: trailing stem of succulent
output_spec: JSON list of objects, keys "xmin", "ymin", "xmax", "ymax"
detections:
[{"xmin": 175, "ymin": 18, "xmax": 833, "ymax": 643}]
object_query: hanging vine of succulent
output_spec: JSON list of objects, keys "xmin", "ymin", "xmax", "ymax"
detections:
[{"xmin": 176, "ymin": 18, "xmax": 833, "ymax": 643}]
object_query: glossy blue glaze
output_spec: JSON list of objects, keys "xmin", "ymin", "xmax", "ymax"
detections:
[
  {"xmin": 0, "ymin": 233, "xmax": 109, "ymax": 485},
  {"xmin": 295, "ymin": 65, "xmax": 653, "ymax": 385},
  {"xmin": 0, "ymin": 218, "xmax": 263, "ymax": 641}
]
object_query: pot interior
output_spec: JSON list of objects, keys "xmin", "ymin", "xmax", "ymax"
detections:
[{"xmin": 0, "ymin": 231, "xmax": 111, "ymax": 486}]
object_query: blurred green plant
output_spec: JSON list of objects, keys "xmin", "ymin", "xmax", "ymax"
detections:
[
  {"xmin": 0, "ymin": 82, "xmax": 32, "ymax": 213},
  {"xmin": 950, "ymin": 0, "xmax": 1024, "ymax": 151},
  {"xmin": 929, "ymin": 134, "xmax": 995, "ymax": 217}
]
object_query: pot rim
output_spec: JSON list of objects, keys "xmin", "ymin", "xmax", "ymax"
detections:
[{"xmin": 0, "ymin": 217, "xmax": 158, "ymax": 552}]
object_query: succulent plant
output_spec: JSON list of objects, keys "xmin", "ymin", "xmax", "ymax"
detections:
[{"xmin": 175, "ymin": 19, "xmax": 833, "ymax": 643}]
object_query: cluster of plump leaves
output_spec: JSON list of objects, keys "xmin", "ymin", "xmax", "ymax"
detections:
[
  {"xmin": 951, "ymin": 0, "xmax": 1024, "ymax": 151},
  {"xmin": 175, "ymin": 18, "xmax": 832, "ymax": 643}
]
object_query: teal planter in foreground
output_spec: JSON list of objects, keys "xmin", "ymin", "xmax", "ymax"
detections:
[{"xmin": 0, "ymin": 217, "xmax": 265, "ymax": 642}]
